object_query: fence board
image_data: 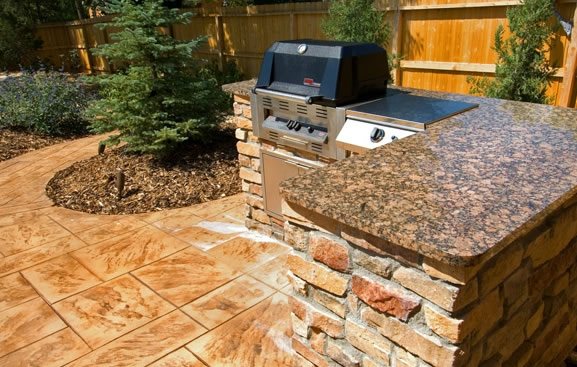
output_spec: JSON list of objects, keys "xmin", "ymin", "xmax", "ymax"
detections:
[{"xmin": 33, "ymin": 1, "xmax": 576, "ymax": 106}]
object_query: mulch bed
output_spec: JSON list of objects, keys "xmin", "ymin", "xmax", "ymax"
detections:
[
  {"xmin": 0, "ymin": 128, "xmax": 74, "ymax": 162},
  {"xmin": 46, "ymin": 127, "xmax": 241, "ymax": 215}
]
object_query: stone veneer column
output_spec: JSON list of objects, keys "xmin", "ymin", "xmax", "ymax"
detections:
[
  {"xmin": 282, "ymin": 198, "xmax": 577, "ymax": 367},
  {"xmin": 232, "ymin": 93, "xmax": 283, "ymax": 238}
]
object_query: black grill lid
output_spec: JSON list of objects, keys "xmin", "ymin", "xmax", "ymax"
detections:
[{"xmin": 255, "ymin": 39, "xmax": 389, "ymax": 107}]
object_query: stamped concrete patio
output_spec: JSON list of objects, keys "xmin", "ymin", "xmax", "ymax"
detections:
[{"xmin": 0, "ymin": 135, "xmax": 294, "ymax": 366}]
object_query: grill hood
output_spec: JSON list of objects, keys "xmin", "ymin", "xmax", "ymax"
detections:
[{"xmin": 255, "ymin": 39, "xmax": 389, "ymax": 107}]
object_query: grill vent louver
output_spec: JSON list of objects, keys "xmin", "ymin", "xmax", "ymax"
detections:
[
  {"xmin": 311, "ymin": 143, "xmax": 323, "ymax": 154},
  {"xmin": 268, "ymin": 131, "xmax": 279, "ymax": 141},
  {"xmin": 296, "ymin": 104, "xmax": 308, "ymax": 114},
  {"xmin": 262, "ymin": 97, "xmax": 272, "ymax": 108},
  {"xmin": 315, "ymin": 106, "xmax": 328, "ymax": 119},
  {"xmin": 278, "ymin": 101, "xmax": 289, "ymax": 111}
]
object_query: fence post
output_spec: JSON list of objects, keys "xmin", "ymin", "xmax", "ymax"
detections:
[
  {"xmin": 81, "ymin": 23, "xmax": 94, "ymax": 74},
  {"xmin": 290, "ymin": 13, "xmax": 297, "ymax": 39},
  {"xmin": 391, "ymin": 7, "xmax": 403, "ymax": 86},
  {"xmin": 215, "ymin": 15, "xmax": 225, "ymax": 72},
  {"xmin": 559, "ymin": 7, "xmax": 577, "ymax": 108}
]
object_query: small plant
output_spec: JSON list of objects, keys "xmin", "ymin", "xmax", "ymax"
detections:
[
  {"xmin": 321, "ymin": 0, "xmax": 390, "ymax": 46},
  {"xmin": 0, "ymin": 68, "xmax": 93, "ymax": 136},
  {"xmin": 321, "ymin": 0, "xmax": 398, "ymax": 82},
  {"xmin": 468, "ymin": 0, "xmax": 556, "ymax": 103},
  {"xmin": 85, "ymin": 0, "xmax": 229, "ymax": 156}
]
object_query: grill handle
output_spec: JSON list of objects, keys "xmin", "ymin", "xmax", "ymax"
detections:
[{"xmin": 253, "ymin": 88, "xmax": 323, "ymax": 105}]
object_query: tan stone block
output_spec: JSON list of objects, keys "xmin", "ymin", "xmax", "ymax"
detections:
[
  {"xmin": 241, "ymin": 180, "xmax": 250, "ymax": 193},
  {"xmin": 292, "ymin": 312, "xmax": 309, "ymax": 338},
  {"xmin": 538, "ymin": 317, "xmax": 577, "ymax": 366},
  {"xmin": 238, "ymin": 154, "xmax": 251, "ymax": 168},
  {"xmin": 242, "ymin": 105, "xmax": 252, "ymax": 119},
  {"xmin": 252, "ymin": 208, "xmax": 271, "ymax": 225},
  {"xmin": 239, "ymin": 167, "xmax": 261, "ymax": 184},
  {"xmin": 235, "ymin": 128, "xmax": 248, "ymax": 141},
  {"xmin": 394, "ymin": 347, "xmax": 419, "ymax": 367},
  {"xmin": 502, "ymin": 342, "xmax": 534, "ymax": 367},
  {"xmin": 341, "ymin": 226, "xmax": 419, "ymax": 267},
  {"xmin": 353, "ymin": 250, "xmax": 399, "ymax": 279},
  {"xmin": 236, "ymin": 141, "xmax": 260, "ymax": 158},
  {"xmin": 361, "ymin": 356, "xmax": 382, "ymax": 367},
  {"xmin": 233, "ymin": 116, "xmax": 253, "ymax": 130},
  {"xmin": 361, "ymin": 307, "xmax": 465, "ymax": 367},
  {"xmin": 284, "ymin": 222, "xmax": 309, "ymax": 252},
  {"xmin": 250, "ymin": 158, "xmax": 261, "ymax": 171},
  {"xmin": 246, "ymin": 194, "xmax": 264, "ymax": 210},
  {"xmin": 326, "ymin": 339, "xmax": 361, "ymax": 367},
  {"xmin": 347, "ymin": 293, "xmax": 360, "ymax": 316},
  {"xmin": 282, "ymin": 200, "xmax": 341, "ymax": 235},
  {"xmin": 479, "ymin": 245, "xmax": 524, "ymax": 296},
  {"xmin": 462, "ymin": 288, "xmax": 503, "ymax": 345},
  {"xmin": 287, "ymin": 254, "xmax": 349, "ymax": 296},
  {"xmin": 309, "ymin": 232, "xmax": 350, "ymax": 272},
  {"xmin": 529, "ymin": 239, "xmax": 577, "ymax": 296},
  {"xmin": 233, "ymin": 94, "xmax": 250, "ymax": 104},
  {"xmin": 288, "ymin": 270, "xmax": 308, "ymax": 296},
  {"xmin": 247, "ymin": 131, "xmax": 259, "ymax": 143},
  {"xmin": 233, "ymin": 102, "xmax": 243, "ymax": 116},
  {"xmin": 312, "ymin": 289, "xmax": 347, "ymax": 318},
  {"xmin": 423, "ymin": 305, "xmax": 464, "ymax": 343},
  {"xmin": 392, "ymin": 267, "xmax": 478, "ymax": 312},
  {"xmin": 422, "ymin": 257, "xmax": 481, "ymax": 285},
  {"xmin": 484, "ymin": 306, "xmax": 529, "ymax": 361},
  {"xmin": 248, "ymin": 183, "xmax": 262, "ymax": 196},
  {"xmin": 346, "ymin": 319, "xmax": 391, "ymax": 366},
  {"xmin": 545, "ymin": 273, "xmax": 569, "ymax": 296},
  {"xmin": 293, "ymin": 336, "xmax": 330, "ymax": 367},
  {"xmin": 290, "ymin": 296, "xmax": 345, "ymax": 338},
  {"xmin": 525, "ymin": 303, "xmax": 544, "ymax": 338},
  {"xmin": 295, "ymin": 353, "xmax": 315, "ymax": 367},
  {"xmin": 310, "ymin": 328, "xmax": 327, "ymax": 355},
  {"xmin": 352, "ymin": 275, "xmax": 420, "ymax": 322}
]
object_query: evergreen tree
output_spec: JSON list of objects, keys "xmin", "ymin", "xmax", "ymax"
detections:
[
  {"xmin": 468, "ymin": 0, "xmax": 556, "ymax": 103},
  {"xmin": 85, "ymin": 0, "xmax": 226, "ymax": 155}
]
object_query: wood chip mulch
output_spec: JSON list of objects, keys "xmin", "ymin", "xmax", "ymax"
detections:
[
  {"xmin": 0, "ymin": 129, "xmax": 74, "ymax": 162},
  {"xmin": 46, "ymin": 128, "xmax": 242, "ymax": 215}
]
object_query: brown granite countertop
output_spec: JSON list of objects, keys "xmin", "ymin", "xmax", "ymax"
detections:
[
  {"xmin": 222, "ymin": 79, "xmax": 257, "ymax": 97},
  {"xmin": 224, "ymin": 80, "xmax": 577, "ymax": 267}
]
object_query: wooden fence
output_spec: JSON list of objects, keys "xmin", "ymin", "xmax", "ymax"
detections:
[{"xmin": 35, "ymin": 0, "xmax": 577, "ymax": 107}]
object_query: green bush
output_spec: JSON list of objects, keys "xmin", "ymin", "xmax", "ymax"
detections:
[
  {"xmin": 0, "ymin": 68, "xmax": 93, "ymax": 136},
  {"xmin": 468, "ymin": 0, "xmax": 556, "ymax": 103},
  {"xmin": 85, "ymin": 0, "xmax": 230, "ymax": 156}
]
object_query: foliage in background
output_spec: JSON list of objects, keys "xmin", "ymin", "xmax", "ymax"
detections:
[
  {"xmin": 468, "ymin": 0, "xmax": 556, "ymax": 103},
  {"xmin": 321, "ymin": 0, "xmax": 398, "ymax": 82},
  {"xmin": 85, "ymin": 0, "xmax": 230, "ymax": 156},
  {"xmin": 0, "ymin": 68, "xmax": 94, "ymax": 136},
  {"xmin": 0, "ymin": 0, "xmax": 82, "ymax": 69}
]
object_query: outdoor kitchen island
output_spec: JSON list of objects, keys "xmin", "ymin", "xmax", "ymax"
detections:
[{"xmin": 224, "ymin": 80, "xmax": 577, "ymax": 367}]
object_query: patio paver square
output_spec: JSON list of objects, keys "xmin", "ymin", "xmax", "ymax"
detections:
[
  {"xmin": 0, "ymin": 298, "xmax": 66, "ymax": 358},
  {"xmin": 0, "ymin": 328, "xmax": 90, "ymax": 367},
  {"xmin": 132, "ymin": 247, "xmax": 241, "ymax": 307},
  {"xmin": 172, "ymin": 221, "xmax": 247, "ymax": 251},
  {"xmin": 147, "ymin": 348, "xmax": 206, "ymax": 367},
  {"xmin": 187, "ymin": 292, "xmax": 294, "ymax": 367},
  {"xmin": 249, "ymin": 253, "xmax": 290, "ymax": 290},
  {"xmin": 150, "ymin": 212, "xmax": 204, "ymax": 233},
  {"xmin": 53, "ymin": 274, "xmax": 175, "ymax": 349},
  {"xmin": 190, "ymin": 195, "xmax": 245, "ymax": 219},
  {"xmin": 0, "ymin": 215, "xmax": 70, "ymax": 256},
  {"xmin": 0, "ymin": 235, "xmax": 86, "ymax": 278},
  {"xmin": 0, "ymin": 272, "xmax": 38, "ymax": 313},
  {"xmin": 21, "ymin": 254, "xmax": 102, "ymax": 304},
  {"xmin": 208, "ymin": 234, "xmax": 290, "ymax": 273},
  {"xmin": 206, "ymin": 204, "xmax": 247, "ymax": 224},
  {"xmin": 67, "ymin": 310, "xmax": 206, "ymax": 367},
  {"xmin": 74, "ymin": 217, "xmax": 148, "ymax": 245},
  {"xmin": 72, "ymin": 225, "xmax": 189, "ymax": 281},
  {"xmin": 181, "ymin": 274, "xmax": 275, "ymax": 329}
]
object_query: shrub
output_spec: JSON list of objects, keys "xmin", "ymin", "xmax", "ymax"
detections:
[
  {"xmin": 0, "ymin": 68, "xmax": 93, "ymax": 136},
  {"xmin": 321, "ymin": 0, "xmax": 390, "ymax": 46},
  {"xmin": 85, "ymin": 0, "xmax": 229, "ymax": 156},
  {"xmin": 468, "ymin": 0, "xmax": 556, "ymax": 103}
]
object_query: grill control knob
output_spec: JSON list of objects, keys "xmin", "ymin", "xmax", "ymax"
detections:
[
  {"xmin": 294, "ymin": 122, "xmax": 302, "ymax": 131},
  {"xmin": 308, "ymin": 126, "xmax": 315, "ymax": 134},
  {"xmin": 391, "ymin": 136, "xmax": 398, "ymax": 141},
  {"xmin": 370, "ymin": 127, "xmax": 385, "ymax": 143},
  {"xmin": 287, "ymin": 120, "xmax": 295, "ymax": 130}
]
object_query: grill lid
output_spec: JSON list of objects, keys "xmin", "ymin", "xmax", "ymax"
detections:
[{"xmin": 255, "ymin": 39, "xmax": 389, "ymax": 107}]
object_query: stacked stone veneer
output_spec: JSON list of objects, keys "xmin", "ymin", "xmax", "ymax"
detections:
[
  {"xmin": 233, "ymin": 92, "xmax": 331, "ymax": 240},
  {"xmin": 282, "ymin": 198, "xmax": 577, "ymax": 367}
]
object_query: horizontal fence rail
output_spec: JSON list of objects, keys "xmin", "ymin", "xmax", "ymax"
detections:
[{"xmin": 34, "ymin": 0, "xmax": 577, "ymax": 106}]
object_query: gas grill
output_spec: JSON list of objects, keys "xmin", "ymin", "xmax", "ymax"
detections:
[{"xmin": 251, "ymin": 39, "xmax": 477, "ymax": 217}]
